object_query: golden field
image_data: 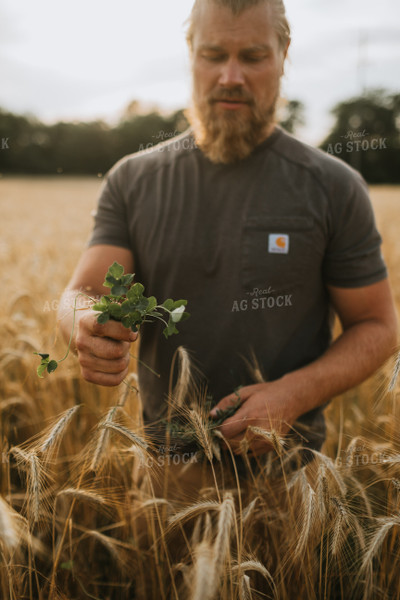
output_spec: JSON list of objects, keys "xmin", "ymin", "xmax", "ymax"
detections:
[{"xmin": 0, "ymin": 177, "xmax": 400, "ymax": 599}]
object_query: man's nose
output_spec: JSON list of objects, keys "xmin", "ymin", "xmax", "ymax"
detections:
[{"xmin": 218, "ymin": 58, "xmax": 245, "ymax": 87}]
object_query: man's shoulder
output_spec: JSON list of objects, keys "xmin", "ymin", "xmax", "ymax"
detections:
[
  {"xmin": 271, "ymin": 127, "xmax": 366, "ymax": 191},
  {"xmin": 107, "ymin": 129, "xmax": 197, "ymax": 184}
]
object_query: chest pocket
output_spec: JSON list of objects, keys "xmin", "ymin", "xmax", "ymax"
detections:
[{"xmin": 241, "ymin": 216, "xmax": 315, "ymax": 291}]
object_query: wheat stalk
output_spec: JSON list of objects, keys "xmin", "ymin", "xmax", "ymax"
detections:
[
  {"xmin": 233, "ymin": 560, "xmax": 277, "ymax": 599},
  {"xmin": 89, "ymin": 406, "xmax": 120, "ymax": 473},
  {"xmin": 57, "ymin": 487, "xmax": 109, "ymax": 509},
  {"xmin": 388, "ymin": 350, "xmax": 400, "ymax": 391},
  {"xmin": 190, "ymin": 539, "xmax": 217, "ymax": 600},
  {"xmin": 293, "ymin": 478, "xmax": 317, "ymax": 561},
  {"xmin": 170, "ymin": 346, "xmax": 193, "ymax": 409},
  {"xmin": 10, "ymin": 447, "xmax": 45, "ymax": 524},
  {"xmin": 239, "ymin": 574, "xmax": 252, "ymax": 600},
  {"xmin": 0, "ymin": 496, "xmax": 21, "ymax": 553},
  {"xmin": 38, "ymin": 405, "xmax": 80, "ymax": 461},
  {"xmin": 101, "ymin": 421, "xmax": 149, "ymax": 450},
  {"xmin": 330, "ymin": 496, "xmax": 348, "ymax": 556},
  {"xmin": 187, "ymin": 409, "xmax": 214, "ymax": 462},
  {"xmin": 168, "ymin": 500, "xmax": 220, "ymax": 529}
]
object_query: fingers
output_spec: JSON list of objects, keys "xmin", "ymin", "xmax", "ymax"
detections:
[
  {"xmin": 209, "ymin": 383, "xmax": 266, "ymax": 417},
  {"xmin": 80, "ymin": 363, "xmax": 131, "ymax": 387},
  {"xmin": 77, "ymin": 334, "xmax": 131, "ymax": 361},
  {"xmin": 75, "ymin": 311, "xmax": 137, "ymax": 386},
  {"xmin": 223, "ymin": 432, "xmax": 273, "ymax": 456},
  {"xmin": 79, "ymin": 352, "xmax": 130, "ymax": 375},
  {"xmin": 81, "ymin": 311, "xmax": 138, "ymax": 343},
  {"xmin": 218, "ymin": 407, "xmax": 248, "ymax": 438},
  {"xmin": 209, "ymin": 390, "xmax": 245, "ymax": 419}
]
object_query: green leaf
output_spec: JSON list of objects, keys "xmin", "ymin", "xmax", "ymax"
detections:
[
  {"xmin": 110, "ymin": 284, "xmax": 129, "ymax": 296},
  {"xmin": 121, "ymin": 274, "xmax": 134, "ymax": 287},
  {"xmin": 146, "ymin": 296, "xmax": 157, "ymax": 311},
  {"xmin": 108, "ymin": 302, "xmax": 123, "ymax": 318},
  {"xmin": 108, "ymin": 262, "xmax": 125, "ymax": 280},
  {"xmin": 163, "ymin": 319, "xmax": 179, "ymax": 338},
  {"xmin": 136, "ymin": 297, "xmax": 149, "ymax": 313},
  {"xmin": 37, "ymin": 361, "xmax": 48, "ymax": 378},
  {"xmin": 163, "ymin": 299, "xmax": 174, "ymax": 311},
  {"xmin": 97, "ymin": 312, "xmax": 110, "ymax": 325},
  {"xmin": 93, "ymin": 296, "xmax": 110, "ymax": 312},
  {"xmin": 35, "ymin": 353, "xmax": 59, "ymax": 377},
  {"xmin": 121, "ymin": 299, "xmax": 133, "ymax": 314},
  {"xmin": 105, "ymin": 274, "xmax": 118, "ymax": 285},
  {"xmin": 172, "ymin": 299, "xmax": 187, "ymax": 309},
  {"xmin": 60, "ymin": 560, "xmax": 74, "ymax": 571},
  {"xmin": 127, "ymin": 282, "xmax": 145, "ymax": 301},
  {"xmin": 121, "ymin": 316, "xmax": 133, "ymax": 328},
  {"xmin": 47, "ymin": 360, "xmax": 58, "ymax": 374}
]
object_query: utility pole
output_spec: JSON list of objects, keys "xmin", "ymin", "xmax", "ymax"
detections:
[{"xmin": 357, "ymin": 30, "xmax": 368, "ymax": 94}]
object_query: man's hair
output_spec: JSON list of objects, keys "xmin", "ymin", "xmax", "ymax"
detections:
[{"xmin": 186, "ymin": 0, "xmax": 291, "ymax": 52}]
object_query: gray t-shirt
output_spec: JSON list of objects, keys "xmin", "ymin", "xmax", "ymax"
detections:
[{"xmin": 88, "ymin": 126, "xmax": 387, "ymax": 450}]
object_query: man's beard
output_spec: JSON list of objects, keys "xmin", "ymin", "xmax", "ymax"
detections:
[{"xmin": 186, "ymin": 86, "xmax": 279, "ymax": 164}]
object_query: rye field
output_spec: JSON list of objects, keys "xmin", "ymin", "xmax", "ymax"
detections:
[{"xmin": 0, "ymin": 176, "xmax": 400, "ymax": 600}]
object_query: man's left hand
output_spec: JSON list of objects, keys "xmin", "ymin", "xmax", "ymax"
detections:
[{"xmin": 209, "ymin": 380, "xmax": 300, "ymax": 456}]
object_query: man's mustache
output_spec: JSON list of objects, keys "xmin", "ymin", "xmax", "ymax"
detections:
[{"xmin": 208, "ymin": 88, "xmax": 254, "ymax": 105}]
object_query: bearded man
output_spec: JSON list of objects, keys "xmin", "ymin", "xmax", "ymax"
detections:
[{"xmin": 58, "ymin": 0, "xmax": 397, "ymax": 464}]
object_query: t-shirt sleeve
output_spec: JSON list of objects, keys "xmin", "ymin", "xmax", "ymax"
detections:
[
  {"xmin": 322, "ymin": 171, "xmax": 387, "ymax": 288},
  {"xmin": 87, "ymin": 159, "xmax": 131, "ymax": 250}
]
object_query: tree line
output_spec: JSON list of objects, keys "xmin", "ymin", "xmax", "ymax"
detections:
[{"xmin": 0, "ymin": 90, "xmax": 398, "ymax": 183}]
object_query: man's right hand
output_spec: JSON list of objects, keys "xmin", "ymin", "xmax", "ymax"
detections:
[{"xmin": 75, "ymin": 310, "xmax": 138, "ymax": 386}]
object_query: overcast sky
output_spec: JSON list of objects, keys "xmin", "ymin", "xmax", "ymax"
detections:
[{"xmin": 1, "ymin": 0, "xmax": 399, "ymax": 144}]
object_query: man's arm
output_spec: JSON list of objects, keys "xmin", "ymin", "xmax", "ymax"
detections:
[
  {"xmin": 58, "ymin": 244, "xmax": 137, "ymax": 386},
  {"xmin": 210, "ymin": 278, "xmax": 398, "ymax": 455}
]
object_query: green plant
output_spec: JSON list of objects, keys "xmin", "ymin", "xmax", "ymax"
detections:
[
  {"xmin": 35, "ymin": 262, "xmax": 189, "ymax": 377},
  {"xmin": 164, "ymin": 392, "xmax": 243, "ymax": 453}
]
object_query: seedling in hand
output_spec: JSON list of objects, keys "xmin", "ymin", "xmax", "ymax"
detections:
[
  {"xmin": 35, "ymin": 262, "xmax": 189, "ymax": 378},
  {"xmin": 92, "ymin": 262, "xmax": 190, "ymax": 338}
]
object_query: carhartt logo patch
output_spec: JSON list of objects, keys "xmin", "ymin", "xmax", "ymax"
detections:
[{"xmin": 268, "ymin": 234, "xmax": 289, "ymax": 254}]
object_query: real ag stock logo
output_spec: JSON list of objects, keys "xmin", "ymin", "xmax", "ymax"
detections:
[{"xmin": 326, "ymin": 130, "xmax": 387, "ymax": 156}]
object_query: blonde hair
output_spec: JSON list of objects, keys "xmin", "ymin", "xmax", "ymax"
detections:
[{"xmin": 186, "ymin": 0, "xmax": 291, "ymax": 52}]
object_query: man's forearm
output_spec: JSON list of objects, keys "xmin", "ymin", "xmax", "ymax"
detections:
[{"xmin": 283, "ymin": 319, "xmax": 398, "ymax": 419}]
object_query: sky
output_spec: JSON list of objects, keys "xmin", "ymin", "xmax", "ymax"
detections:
[{"xmin": 1, "ymin": 0, "xmax": 399, "ymax": 145}]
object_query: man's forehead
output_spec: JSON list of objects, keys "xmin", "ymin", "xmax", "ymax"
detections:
[{"xmin": 191, "ymin": 2, "xmax": 278, "ymax": 49}]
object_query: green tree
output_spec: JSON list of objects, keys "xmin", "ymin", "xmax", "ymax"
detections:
[
  {"xmin": 320, "ymin": 90, "xmax": 400, "ymax": 183},
  {"xmin": 279, "ymin": 99, "xmax": 305, "ymax": 134}
]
